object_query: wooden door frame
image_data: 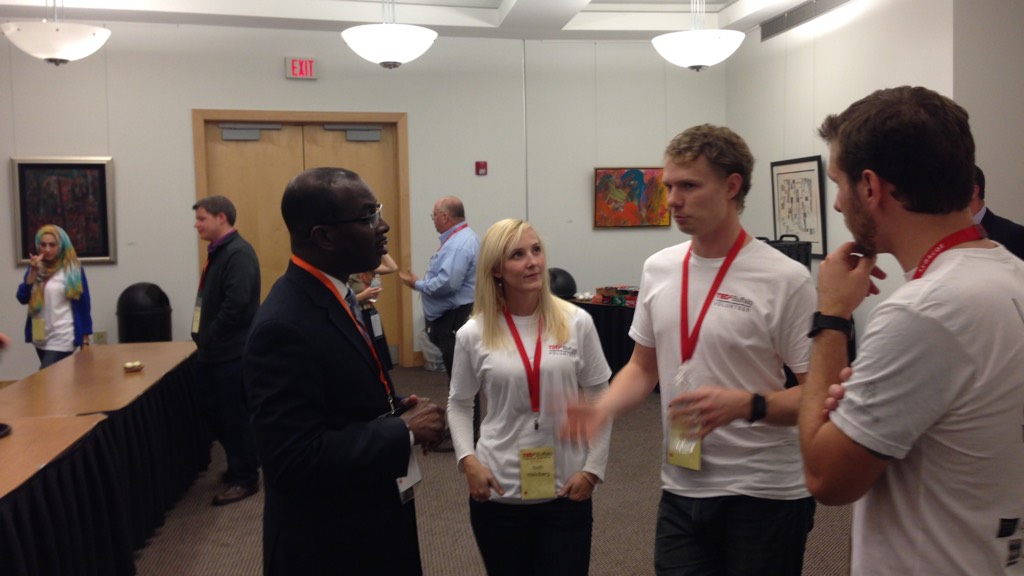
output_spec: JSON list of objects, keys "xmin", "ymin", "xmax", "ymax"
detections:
[{"xmin": 192, "ymin": 109, "xmax": 417, "ymax": 367}]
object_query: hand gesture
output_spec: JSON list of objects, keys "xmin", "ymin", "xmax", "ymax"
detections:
[
  {"xmin": 818, "ymin": 242, "xmax": 886, "ymax": 317},
  {"xmin": 558, "ymin": 471, "xmax": 597, "ymax": 502},
  {"xmin": 462, "ymin": 455, "xmax": 504, "ymax": 502},
  {"xmin": 561, "ymin": 402, "xmax": 610, "ymax": 444},
  {"xmin": 821, "ymin": 366, "xmax": 852, "ymax": 422},
  {"xmin": 398, "ymin": 395, "xmax": 445, "ymax": 451},
  {"xmin": 358, "ymin": 286, "xmax": 383, "ymax": 302},
  {"xmin": 397, "ymin": 270, "xmax": 418, "ymax": 289},
  {"xmin": 668, "ymin": 386, "xmax": 748, "ymax": 438}
]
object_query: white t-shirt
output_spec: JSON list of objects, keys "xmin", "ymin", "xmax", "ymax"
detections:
[
  {"xmin": 630, "ymin": 238, "xmax": 814, "ymax": 499},
  {"xmin": 448, "ymin": 303, "xmax": 612, "ymax": 503},
  {"xmin": 37, "ymin": 269, "xmax": 75, "ymax": 352},
  {"xmin": 831, "ymin": 246, "xmax": 1024, "ymax": 575}
]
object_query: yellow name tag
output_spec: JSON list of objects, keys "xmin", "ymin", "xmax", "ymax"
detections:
[
  {"xmin": 520, "ymin": 446, "xmax": 556, "ymax": 500},
  {"xmin": 31, "ymin": 316, "xmax": 46, "ymax": 341},
  {"xmin": 667, "ymin": 421, "xmax": 701, "ymax": 471},
  {"xmin": 191, "ymin": 297, "xmax": 202, "ymax": 334}
]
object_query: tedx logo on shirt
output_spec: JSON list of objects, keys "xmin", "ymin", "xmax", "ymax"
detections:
[
  {"xmin": 713, "ymin": 292, "xmax": 752, "ymax": 312},
  {"xmin": 547, "ymin": 344, "xmax": 578, "ymax": 358}
]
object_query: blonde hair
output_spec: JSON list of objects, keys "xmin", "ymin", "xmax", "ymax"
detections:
[{"xmin": 473, "ymin": 218, "xmax": 571, "ymax": 350}]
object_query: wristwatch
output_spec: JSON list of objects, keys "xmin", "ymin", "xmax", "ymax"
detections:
[{"xmin": 807, "ymin": 312, "xmax": 853, "ymax": 339}]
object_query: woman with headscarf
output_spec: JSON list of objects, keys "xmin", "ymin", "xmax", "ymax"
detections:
[
  {"xmin": 16, "ymin": 225, "xmax": 93, "ymax": 368},
  {"xmin": 447, "ymin": 218, "xmax": 612, "ymax": 576}
]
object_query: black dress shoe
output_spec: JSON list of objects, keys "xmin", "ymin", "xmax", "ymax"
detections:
[{"xmin": 212, "ymin": 484, "xmax": 259, "ymax": 506}]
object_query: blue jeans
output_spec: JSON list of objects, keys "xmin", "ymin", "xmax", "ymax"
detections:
[
  {"xmin": 36, "ymin": 347, "xmax": 74, "ymax": 369},
  {"xmin": 469, "ymin": 497, "xmax": 593, "ymax": 576},
  {"xmin": 654, "ymin": 491, "xmax": 815, "ymax": 576},
  {"xmin": 195, "ymin": 358, "xmax": 259, "ymax": 487}
]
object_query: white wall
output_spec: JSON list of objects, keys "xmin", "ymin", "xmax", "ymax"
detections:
[
  {"xmin": 727, "ymin": 0, "xmax": 956, "ymax": 329},
  {"xmin": 953, "ymin": 0, "xmax": 1024, "ymax": 222},
  {"xmin": 3, "ymin": 0, "xmax": 1023, "ymax": 380}
]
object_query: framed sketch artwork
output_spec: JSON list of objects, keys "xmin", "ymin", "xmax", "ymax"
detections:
[
  {"xmin": 12, "ymin": 157, "xmax": 116, "ymax": 264},
  {"xmin": 770, "ymin": 155, "xmax": 827, "ymax": 258}
]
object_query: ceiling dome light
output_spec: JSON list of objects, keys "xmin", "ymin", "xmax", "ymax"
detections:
[
  {"xmin": 342, "ymin": 23, "xmax": 437, "ymax": 69},
  {"xmin": 652, "ymin": 29, "xmax": 744, "ymax": 71},
  {"xmin": 652, "ymin": 0, "xmax": 744, "ymax": 71},
  {"xmin": 2, "ymin": 20, "xmax": 110, "ymax": 66},
  {"xmin": 341, "ymin": 0, "xmax": 437, "ymax": 69}
]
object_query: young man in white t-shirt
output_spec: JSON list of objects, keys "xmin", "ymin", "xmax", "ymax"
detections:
[
  {"xmin": 801, "ymin": 86, "xmax": 1024, "ymax": 575},
  {"xmin": 566, "ymin": 124, "xmax": 817, "ymax": 575}
]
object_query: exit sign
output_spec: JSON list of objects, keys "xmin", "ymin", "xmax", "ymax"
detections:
[{"xmin": 285, "ymin": 57, "xmax": 317, "ymax": 79}]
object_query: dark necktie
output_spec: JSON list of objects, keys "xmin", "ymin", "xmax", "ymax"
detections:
[{"xmin": 344, "ymin": 289, "xmax": 365, "ymax": 330}]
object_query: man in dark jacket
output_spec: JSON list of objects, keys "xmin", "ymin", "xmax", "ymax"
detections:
[
  {"xmin": 192, "ymin": 195, "xmax": 261, "ymax": 505},
  {"xmin": 244, "ymin": 167, "xmax": 444, "ymax": 575},
  {"xmin": 971, "ymin": 166, "xmax": 1024, "ymax": 260}
]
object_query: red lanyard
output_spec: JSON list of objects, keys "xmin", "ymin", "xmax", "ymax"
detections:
[
  {"xmin": 437, "ymin": 223, "xmax": 468, "ymax": 253},
  {"xmin": 503, "ymin": 308, "xmax": 544, "ymax": 419},
  {"xmin": 291, "ymin": 255, "xmax": 395, "ymax": 411},
  {"xmin": 680, "ymin": 230, "xmax": 747, "ymax": 362},
  {"xmin": 198, "ymin": 260, "xmax": 209, "ymax": 290},
  {"xmin": 912, "ymin": 225, "xmax": 985, "ymax": 280}
]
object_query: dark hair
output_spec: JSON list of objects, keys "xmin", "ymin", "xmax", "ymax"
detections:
[
  {"xmin": 665, "ymin": 124, "xmax": 754, "ymax": 212},
  {"xmin": 974, "ymin": 165, "xmax": 985, "ymax": 200},
  {"xmin": 281, "ymin": 167, "xmax": 369, "ymax": 241},
  {"xmin": 818, "ymin": 86, "xmax": 975, "ymax": 214},
  {"xmin": 192, "ymin": 195, "xmax": 237, "ymax": 225}
]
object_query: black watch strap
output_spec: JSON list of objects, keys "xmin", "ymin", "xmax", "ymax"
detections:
[
  {"xmin": 748, "ymin": 393, "xmax": 766, "ymax": 423},
  {"xmin": 807, "ymin": 312, "xmax": 852, "ymax": 339}
]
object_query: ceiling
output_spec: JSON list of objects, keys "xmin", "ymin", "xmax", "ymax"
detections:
[{"xmin": 0, "ymin": 0, "xmax": 809, "ymax": 41}]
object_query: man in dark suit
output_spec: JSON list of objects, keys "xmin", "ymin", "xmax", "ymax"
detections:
[
  {"xmin": 244, "ymin": 167, "xmax": 446, "ymax": 576},
  {"xmin": 971, "ymin": 166, "xmax": 1024, "ymax": 260}
]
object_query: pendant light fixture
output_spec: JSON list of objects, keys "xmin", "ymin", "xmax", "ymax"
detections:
[
  {"xmin": 1, "ymin": 0, "xmax": 111, "ymax": 66},
  {"xmin": 341, "ymin": 0, "xmax": 437, "ymax": 69},
  {"xmin": 652, "ymin": 0, "xmax": 744, "ymax": 71}
]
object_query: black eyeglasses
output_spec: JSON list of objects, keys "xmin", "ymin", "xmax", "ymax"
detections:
[{"xmin": 319, "ymin": 204, "xmax": 383, "ymax": 230}]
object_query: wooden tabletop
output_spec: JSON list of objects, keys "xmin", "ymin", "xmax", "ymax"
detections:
[
  {"xmin": 0, "ymin": 414, "xmax": 106, "ymax": 499},
  {"xmin": 0, "ymin": 342, "xmax": 196, "ymax": 418}
]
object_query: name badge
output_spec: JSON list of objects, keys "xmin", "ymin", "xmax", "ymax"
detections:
[
  {"xmin": 396, "ymin": 450, "xmax": 422, "ymax": 504},
  {"xmin": 520, "ymin": 446, "xmax": 556, "ymax": 500},
  {"xmin": 31, "ymin": 316, "xmax": 46, "ymax": 341},
  {"xmin": 191, "ymin": 296, "xmax": 202, "ymax": 334}
]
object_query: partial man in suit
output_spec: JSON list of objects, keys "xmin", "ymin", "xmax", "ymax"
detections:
[
  {"xmin": 970, "ymin": 166, "xmax": 1024, "ymax": 260},
  {"xmin": 244, "ymin": 167, "xmax": 446, "ymax": 576}
]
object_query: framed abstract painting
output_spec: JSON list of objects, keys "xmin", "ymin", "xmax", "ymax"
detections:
[
  {"xmin": 12, "ymin": 156, "xmax": 116, "ymax": 264},
  {"xmin": 594, "ymin": 167, "xmax": 670, "ymax": 228}
]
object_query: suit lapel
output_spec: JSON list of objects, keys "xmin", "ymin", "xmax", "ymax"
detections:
[{"xmin": 287, "ymin": 263, "xmax": 379, "ymax": 371}]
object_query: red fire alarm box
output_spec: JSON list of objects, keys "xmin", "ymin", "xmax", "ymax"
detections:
[{"xmin": 475, "ymin": 161, "xmax": 488, "ymax": 176}]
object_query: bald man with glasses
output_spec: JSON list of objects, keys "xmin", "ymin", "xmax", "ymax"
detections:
[{"xmin": 400, "ymin": 196, "xmax": 479, "ymax": 450}]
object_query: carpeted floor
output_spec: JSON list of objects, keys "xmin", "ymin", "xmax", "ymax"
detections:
[{"xmin": 135, "ymin": 366, "xmax": 850, "ymax": 575}]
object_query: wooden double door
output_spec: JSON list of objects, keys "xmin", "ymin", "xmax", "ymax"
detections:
[{"xmin": 192, "ymin": 110, "xmax": 415, "ymax": 366}]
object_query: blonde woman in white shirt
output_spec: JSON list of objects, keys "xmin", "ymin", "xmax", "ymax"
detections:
[{"xmin": 447, "ymin": 218, "xmax": 611, "ymax": 576}]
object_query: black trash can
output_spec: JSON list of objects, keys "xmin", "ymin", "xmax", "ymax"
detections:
[{"xmin": 117, "ymin": 282, "xmax": 172, "ymax": 343}]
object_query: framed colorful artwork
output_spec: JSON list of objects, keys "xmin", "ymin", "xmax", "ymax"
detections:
[
  {"xmin": 594, "ymin": 167, "xmax": 669, "ymax": 228},
  {"xmin": 770, "ymin": 155, "xmax": 827, "ymax": 258},
  {"xmin": 12, "ymin": 156, "xmax": 116, "ymax": 264}
]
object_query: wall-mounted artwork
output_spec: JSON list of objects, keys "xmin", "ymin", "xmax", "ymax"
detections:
[
  {"xmin": 594, "ymin": 167, "xmax": 670, "ymax": 228},
  {"xmin": 770, "ymin": 155, "xmax": 827, "ymax": 258},
  {"xmin": 12, "ymin": 157, "xmax": 116, "ymax": 264}
]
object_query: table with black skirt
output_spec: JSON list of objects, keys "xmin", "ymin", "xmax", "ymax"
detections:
[{"xmin": 0, "ymin": 342, "xmax": 212, "ymax": 576}]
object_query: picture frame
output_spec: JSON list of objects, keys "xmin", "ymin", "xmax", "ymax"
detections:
[
  {"xmin": 594, "ymin": 167, "xmax": 670, "ymax": 228},
  {"xmin": 770, "ymin": 155, "xmax": 827, "ymax": 258},
  {"xmin": 12, "ymin": 156, "xmax": 116, "ymax": 264}
]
